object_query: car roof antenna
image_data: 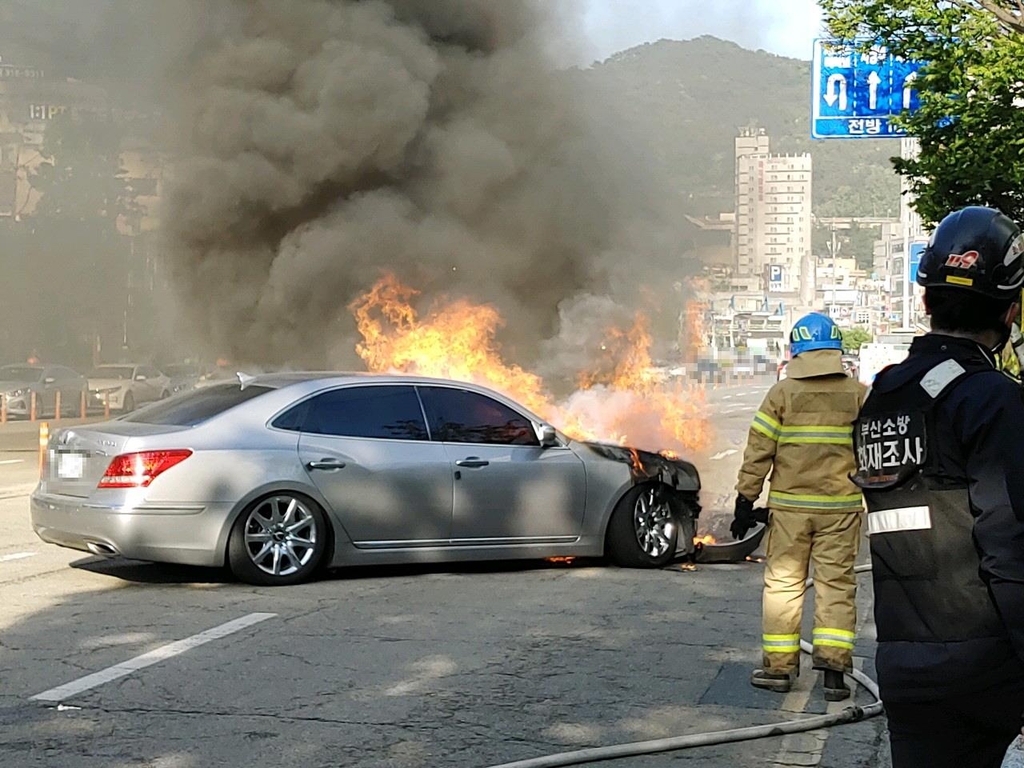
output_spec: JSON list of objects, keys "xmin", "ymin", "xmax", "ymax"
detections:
[{"xmin": 237, "ymin": 372, "xmax": 257, "ymax": 390}]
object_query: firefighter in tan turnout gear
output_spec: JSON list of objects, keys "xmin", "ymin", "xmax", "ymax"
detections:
[{"xmin": 731, "ymin": 312, "xmax": 867, "ymax": 701}]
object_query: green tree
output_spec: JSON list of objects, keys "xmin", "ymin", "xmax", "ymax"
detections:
[
  {"xmin": 821, "ymin": 1, "xmax": 1024, "ymax": 225},
  {"xmin": 842, "ymin": 327, "xmax": 873, "ymax": 353}
]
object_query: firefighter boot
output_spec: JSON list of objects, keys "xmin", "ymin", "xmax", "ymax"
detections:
[
  {"xmin": 823, "ymin": 669, "xmax": 850, "ymax": 702},
  {"xmin": 751, "ymin": 669, "xmax": 794, "ymax": 693}
]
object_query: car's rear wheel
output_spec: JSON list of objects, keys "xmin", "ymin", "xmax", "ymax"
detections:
[
  {"xmin": 228, "ymin": 493, "xmax": 328, "ymax": 586},
  {"xmin": 606, "ymin": 484, "xmax": 679, "ymax": 568}
]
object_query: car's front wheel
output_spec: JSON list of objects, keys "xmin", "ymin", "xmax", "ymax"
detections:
[
  {"xmin": 228, "ymin": 493, "xmax": 328, "ymax": 586},
  {"xmin": 605, "ymin": 484, "xmax": 679, "ymax": 568}
]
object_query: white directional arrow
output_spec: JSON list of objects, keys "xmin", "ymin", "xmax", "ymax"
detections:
[
  {"xmin": 867, "ymin": 70, "xmax": 882, "ymax": 110},
  {"xmin": 903, "ymin": 70, "xmax": 918, "ymax": 110},
  {"xmin": 824, "ymin": 73, "xmax": 848, "ymax": 110}
]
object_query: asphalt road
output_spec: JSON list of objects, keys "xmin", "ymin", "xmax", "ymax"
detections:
[{"xmin": 0, "ymin": 381, "xmax": 966, "ymax": 768}]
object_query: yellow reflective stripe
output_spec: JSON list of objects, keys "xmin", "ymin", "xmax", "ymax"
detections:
[
  {"xmin": 762, "ymin": 633, "xmax": 801, "ymax": 652},
  {"xmin": 752, "ymin": 411, "xmax": 781, "ymax": 441},
  {"xmin": 813, "ymin": 628, "xmax": 855, "ymax": 639},
  {"xmin": 752, "ymin": 421, "xmax": 779, "ymax": 441},
  {"xmin": 813, "ymin": 628, "xmax": 855, "ymax": 650},
  {"xmin": 769, "ymin": 491, "xmax": 862, "ymax": 510},
  {"xmin": 779, "ymin": 425, "xmax": 854, "ymax": 435},
  {"xmin": 777, "ymin": 425, "xmax": 853, "ymax": 446},
  {"xmin": 777, "ymin": 435, "xmax": 854, "ymax": 445},
  {"xmin": 813, "ymin": 638, "xmax": 855, "ymax": 650}
]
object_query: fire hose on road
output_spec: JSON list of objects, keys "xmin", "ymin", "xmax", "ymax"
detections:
[{"xmin": 483, "ymin": 563, "xmax": 880, "ymax": 768}]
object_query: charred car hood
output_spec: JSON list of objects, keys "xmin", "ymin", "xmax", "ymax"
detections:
[{"xmin": 579, "ymin": 442, "xmax": 701, "ymax": 493}]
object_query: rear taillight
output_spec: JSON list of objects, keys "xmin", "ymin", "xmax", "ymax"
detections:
[{"xmin": 98, "ymin": 450, "xmax": 193, "ymax": 489}]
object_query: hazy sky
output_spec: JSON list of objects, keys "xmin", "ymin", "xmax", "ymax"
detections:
[{"xmin": 582, "ymin": 0, "xmax": 823, "ymax": 62}]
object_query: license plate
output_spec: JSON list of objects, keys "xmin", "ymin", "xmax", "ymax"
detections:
[{"xmin": 57, "ymin": 452, "xmax": 85, "ymax": 480}]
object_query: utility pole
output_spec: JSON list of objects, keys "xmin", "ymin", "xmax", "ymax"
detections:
[
  {"xmin": 827, "ymin": 225, "xmax": 840, "ymax": 312},
  {"xmin": 900, "ymin": 138, "xmax": 920, "ymax": 331}
]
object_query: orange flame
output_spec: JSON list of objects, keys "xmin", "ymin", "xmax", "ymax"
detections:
[
  {"xmin": 349, "ymin": 274, "xmax": 711, "ymax": 455},
  {"xmin": 693, "ymin": 534, "xmax": 717, "ymax": 547}
]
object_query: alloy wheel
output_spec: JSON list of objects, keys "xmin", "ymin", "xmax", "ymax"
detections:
[
  {"xmin": 633, "ymin": 487, "xmax": 674, "ymax": 558},
  {"xmin": 243, "ymin": 495, "xmax": 318, "ymax": 577}
]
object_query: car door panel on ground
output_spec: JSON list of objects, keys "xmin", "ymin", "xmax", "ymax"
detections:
[
  {"xmin": 293, "ymin": 385, "xmax": 454, "ymax": 546},
  {"xmin": 417, "ymin": 386, "xmax": 586, "ymax": 543}
]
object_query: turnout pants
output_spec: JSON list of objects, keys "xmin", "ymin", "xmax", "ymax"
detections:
[
  {"xmin": 761, "ymin": 509, "xmax": 862, "ymax": 674},
  {"xmin": 885, "ymin": 676, "xmax": 1024, "ymax": 768}
]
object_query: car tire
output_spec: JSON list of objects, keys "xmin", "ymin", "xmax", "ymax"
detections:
[
  {"xmin": 227, "ymin": 493, "xmax": 329, "ymax": 586},
  {"xmin": 122, "ymin": 392, "xmax": 135, "ymax": 412},
  {"xmin": 159, "ymin": 390, "xmax": 170, "ymax": 400},
  {"xmin": 605, "ymin": 484, "xmax": 679, "ymax": 569}
]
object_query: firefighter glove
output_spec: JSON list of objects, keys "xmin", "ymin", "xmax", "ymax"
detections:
[{"xmin": 731, "ymin": 494, "xmax": 757, "ymax": 540}]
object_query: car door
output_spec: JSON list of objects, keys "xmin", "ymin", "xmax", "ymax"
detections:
[
  {"xmin": 417, "ymin": 386, "xmax": 586, "ymax": 543},
  {"xmin": 293, "ymin": 384, "xmax": 454, "ymax": 546},
  {"xmin": 39, "ymin": 367, "xmax": 59, "ymax": 416},
  {"xmin": 135, "ymin": 366, "xmax": 160, "ymax": 403}
]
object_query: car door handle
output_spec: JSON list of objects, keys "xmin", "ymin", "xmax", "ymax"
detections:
[
  {"xmin": 306, "ymin": 459, "xmax": 347, "ymax": 471},
  {"xmin": 455, "ymin": 458, "xmax": 490, "ymax": 468}
]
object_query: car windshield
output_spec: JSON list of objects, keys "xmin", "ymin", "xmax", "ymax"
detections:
[
  {"xmin": 89, "ymin": 367, "xmax": 134, "ymax": 380},
  {"xmin": 121, "ymin": 383, "xmax": 272, "ymax": 426},
  {"xmin": 0, "ymin": 366, "xmax": 41, "ymax": 382}
]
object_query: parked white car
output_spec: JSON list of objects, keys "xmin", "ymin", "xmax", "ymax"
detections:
[{"xmin": 88, "ymin": 364, "xmax": 171, "ymax": 413}]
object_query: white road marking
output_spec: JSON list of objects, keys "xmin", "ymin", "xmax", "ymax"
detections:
[
  {"xmin": 710, "ymin": 450, "xmax": 739, "ymax": 461},
  {"xmin": 0, "ymin": 459, "xmax": 24, "ymax": 465},
  {"xmin": 721, "ymin": 395, "xmax": 734, "ymax": 401},
  {"xmin": 0, "ymin": 552, "xmax": 37, "ymax": 563},
  {"xmin": 30, "ymin": 612, "xmax": 277, "ymax": 703}
]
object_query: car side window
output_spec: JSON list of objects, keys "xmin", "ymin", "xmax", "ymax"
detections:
[
  {"xmin": 418, "ymin": 387, "xmax": 540, "ymax": 446},
  {"xmin": 299, "ymin": 386, "xmax": 429, "ymax": 441}
]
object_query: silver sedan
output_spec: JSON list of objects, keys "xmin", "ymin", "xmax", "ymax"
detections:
[{"xmin": 31, "ymin": 374, "xmax": 702, "ymax": 585}]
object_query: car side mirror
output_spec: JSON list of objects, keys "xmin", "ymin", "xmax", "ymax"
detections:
[
  {"xmin": 44, "ymin": 377, "xmax": 55, "ymax": 385},
  {"xmin": 135, "ymin": 375, "xmax": 147, "ymax": 382},
  {"xmin": 538, "ymin": 424, "xmax": 559, "ymax": 448}
]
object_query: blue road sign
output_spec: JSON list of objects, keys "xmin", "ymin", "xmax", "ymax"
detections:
[
  {"xmin": 812, "ymin": 39, "xmax": 925, "ymax": 139},
  {"xmin": 909, "ymin": 241, "xmax": 926, "ymax": 284}
]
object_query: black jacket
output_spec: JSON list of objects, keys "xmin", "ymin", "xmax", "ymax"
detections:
[{"xmin": 857, "ymin": 335, "xmax": 1024, "ymax": 701}]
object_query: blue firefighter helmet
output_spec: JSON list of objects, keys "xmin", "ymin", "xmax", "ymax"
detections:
[{"xmin": 789, "ymin": 313, "xmax": 843, "ymax": 357}]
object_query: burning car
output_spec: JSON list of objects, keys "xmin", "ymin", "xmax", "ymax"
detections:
[{"xmin": 32, "ymin": 374, "xmax": 701, "ymax": 586}]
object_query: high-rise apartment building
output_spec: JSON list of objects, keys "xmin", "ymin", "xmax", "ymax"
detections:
[{"xmin": 734, "ymin": 128, "xmax": 813, "ymax": 294}]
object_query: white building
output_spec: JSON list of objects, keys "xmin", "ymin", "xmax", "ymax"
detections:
[{"xmin": 734, "ymin": 128, "xmax": 813, "ymax": 295}]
